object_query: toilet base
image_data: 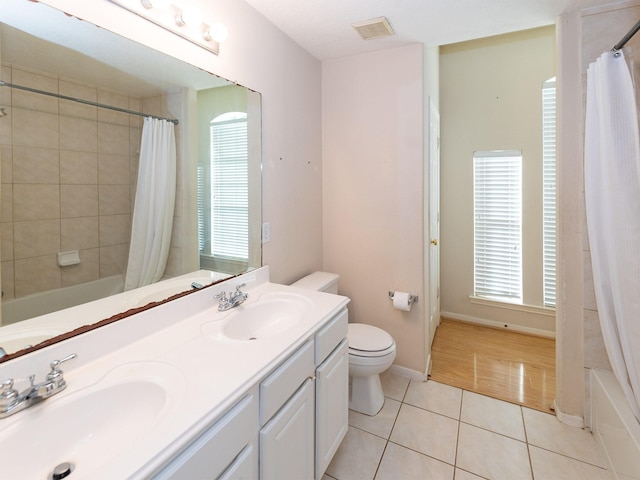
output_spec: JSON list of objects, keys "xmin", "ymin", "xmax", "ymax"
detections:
[{"xmin": 349, "ymin": 374, "xmax": 384, "ymax": 416}]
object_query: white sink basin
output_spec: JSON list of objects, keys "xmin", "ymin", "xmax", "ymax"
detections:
[
  {"xmin": 0, "ymin": 361, "xmax": 185, "ymax": 478},
  {"xmin": 221, "ymin": 293, "xmax": 313, "ymax": 341}
]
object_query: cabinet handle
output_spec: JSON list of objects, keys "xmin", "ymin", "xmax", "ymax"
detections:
[{"xmin": 307, "ymin": 376, "xmax": 316, "ymax": 381}]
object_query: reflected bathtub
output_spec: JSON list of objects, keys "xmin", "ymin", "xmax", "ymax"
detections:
[
  {"xmin": 0, "ymin": 270, "xmax": 230, "ymax": 356},
  {"xmin": 2, "ymin": 275, "xmax": 124, "ymax": 326}
]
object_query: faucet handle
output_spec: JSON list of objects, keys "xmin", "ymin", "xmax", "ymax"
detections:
[
  {"xmin": 0, "ymin": 379, "xmax": 19, "ymax": 410},
  {"xmin": 46, "ymin": 353, "xmax": 77, "ymax": 385},
  {"xmin": 235, "ymin": 283, "xmax": 246, "ymax": 292},
  {"xmin": 214, "ymin": 291, "xmax": 229, "ymax": 302}
]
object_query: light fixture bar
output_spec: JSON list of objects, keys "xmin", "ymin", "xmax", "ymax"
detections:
[{"xmin": 107, "ymin": 0, "xmax": 220, "ymax": 55}]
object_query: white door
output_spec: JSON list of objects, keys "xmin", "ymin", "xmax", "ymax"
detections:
[{"xmin": 428, "ymin": 99, "xmax": 441, "ymax": 349}]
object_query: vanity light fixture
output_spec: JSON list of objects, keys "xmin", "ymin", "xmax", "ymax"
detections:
[{"xmin": 108, "ymin": 0, "xmax": 227, "ymax": 54}]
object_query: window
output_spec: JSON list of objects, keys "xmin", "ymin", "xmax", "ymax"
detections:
[
  {"xmin": 542, "ymin": 78, "xmax": 557, "ymax": 307},
  {"xmin": 473, "ymin": 150, "xmax": 523, "ymax": 302},
  {"xmin": 198, "ymin": 112, "xmax": 249, "ymax": 271}
]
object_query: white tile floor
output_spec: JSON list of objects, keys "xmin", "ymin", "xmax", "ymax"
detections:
[{"xmin": 322, "ymin": 372, "xmax": 613, "ymax": 480}]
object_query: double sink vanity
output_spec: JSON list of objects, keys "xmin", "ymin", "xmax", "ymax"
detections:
[{"xmin": 0, "ymin": 266, "xmax": 350, "ymax": 479}]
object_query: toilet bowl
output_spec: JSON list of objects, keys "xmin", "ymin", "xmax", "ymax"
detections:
[
  {"xmin": 347, "ymin": 323, "xmax": 396, "ymax": 415},
  {"xmin": 290, "ymin": 272, "xmax": 396, "ymax": 416}
]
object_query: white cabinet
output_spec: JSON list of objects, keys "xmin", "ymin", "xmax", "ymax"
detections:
[
  {"xmin": 260, "ymin": 378, "xmax": 315, "ymax": 480},
  {"xmin": 153, "ymin": 307, "xmax": 349, "ymax": 480},
  {"xmin": 153, "ymin": 389, "xmax": 259, "ymax": 480},
  {"xmin": 259, "ymin": 307, "xmax": 348, "ymax": 480},
  {"xmin": 315, "ymin": 339, "xmax": 349, "ymax": 479}
]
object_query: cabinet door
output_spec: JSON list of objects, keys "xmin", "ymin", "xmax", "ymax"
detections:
[
  {"xmin": 315, "ymin": 339, "xmax": 349, "ymax": 479},
  {"xmin": 260, "ymin": 378, "xmax": 315, "ymax": 480}
]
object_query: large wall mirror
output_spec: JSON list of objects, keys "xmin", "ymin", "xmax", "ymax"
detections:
[{"xmin": 0, "ymin": 0, "xmax": 262, "ymax": 362}]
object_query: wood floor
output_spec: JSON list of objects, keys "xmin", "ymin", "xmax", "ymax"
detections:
[{"xmin": 429, "ymin": 318, "xmax": 556, "ymax": 413}]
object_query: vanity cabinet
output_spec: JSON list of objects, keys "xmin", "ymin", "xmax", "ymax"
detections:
[
  {"xmin": 154, "ymin": 307, "xmax": 348, "ymax": 480},
  {"xmin": 260, "ymin": 308, "xmax": 348, "ymax": 480},
  {"xmin": 154, "ymin": 388, "xmax": 259, "ymax": 480}
]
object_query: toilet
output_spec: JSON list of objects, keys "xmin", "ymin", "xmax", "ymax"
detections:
[{"xmin": 291, "ymin": 272, "xmax": 396, "ymax": 416}]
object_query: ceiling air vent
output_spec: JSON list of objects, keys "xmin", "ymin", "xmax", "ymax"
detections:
[{"xmin": 352, "ymin": 17, "xmax": 394, "ymax": 40}]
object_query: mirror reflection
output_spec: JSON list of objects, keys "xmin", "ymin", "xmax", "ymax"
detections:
[{"xmin": 0, "ymin": 0, "xmax": 262, "ymax": 361}]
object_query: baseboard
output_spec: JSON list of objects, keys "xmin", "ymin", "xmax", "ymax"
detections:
[
  {"xmin": 388, "ymin": 364, "xmax": 428, "ymax": 382},
  {"xmin": 553, "ymin": 399, "xmax": 585, "ymax": 428},
  {"xmin": 441, "ymin": 311, "xmax": 556, "ymax": 339}
]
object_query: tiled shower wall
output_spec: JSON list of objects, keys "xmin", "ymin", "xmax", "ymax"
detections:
[
  {"xmin": 0, "ymin": 64, "xmax": 142, "ymax": 300},
  {"xmin": 581, "ymin": 1, "xmax": 640, "ymax": 375}
]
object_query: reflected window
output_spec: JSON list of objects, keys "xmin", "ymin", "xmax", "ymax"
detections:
[{"xmin": 198, "ymin": 111, "xmax": 249, "ymax": 272}]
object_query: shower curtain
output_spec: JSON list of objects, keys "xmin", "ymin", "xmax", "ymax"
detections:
[
  {"xmin": 585, "ymin": 49, "xmax": 640, "ymax": 421},
  {"xmin": 124, "ymin": 117, "xmax": 177, "ymax": 291}
]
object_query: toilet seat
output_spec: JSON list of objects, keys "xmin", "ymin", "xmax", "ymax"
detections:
[{"xmin": 348, "ymin": 323, "xmax": 396, "ymax": 358}]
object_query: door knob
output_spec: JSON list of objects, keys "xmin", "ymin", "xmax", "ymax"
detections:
[{"xmin": 430, "ymin": 239, "xmax": 438, "ymax": 245}]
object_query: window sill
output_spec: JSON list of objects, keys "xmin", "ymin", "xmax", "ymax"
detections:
[{"xmin": 469, "ymin": 295, "xmax": 555, "ymax": 317}]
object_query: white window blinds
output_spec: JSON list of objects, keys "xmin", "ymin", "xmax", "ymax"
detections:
[
  {"xmin": 199, "ymin": 112, "xmax": 249, "ymax": 262},
  {"xmin": 542, "ymin": 78, "xmax": 557, "ymax": 307},
  {"xmin": 473, "ymin": 150, "xmax": 523, "ymax": 302}
]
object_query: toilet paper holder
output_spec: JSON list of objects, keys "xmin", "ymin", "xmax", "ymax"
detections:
[{"xmin": 388, "ymin": 291, "xmax": 418, "ymax": 304}]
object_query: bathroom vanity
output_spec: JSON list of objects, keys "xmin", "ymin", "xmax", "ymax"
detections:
[{"xmin": 0, "ymin": 267, "xmax": 349, "ymax": 479}]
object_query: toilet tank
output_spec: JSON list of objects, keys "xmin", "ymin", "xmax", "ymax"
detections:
[{"xmin": 290, "ymin": 272, "xmax": 339, "ymax": 294}]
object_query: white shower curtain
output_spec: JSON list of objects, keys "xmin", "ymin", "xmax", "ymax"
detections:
[
  {"xmin": 124, "ymin": 117, "xmax": 177, "ymax": 291},
  {"xmin": 585, "ymin": 50, "xmax": 640, "ymax": 421}
]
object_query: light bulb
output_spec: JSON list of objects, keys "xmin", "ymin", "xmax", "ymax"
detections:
[
  {"xmin": 208, "ymin": 23, "xmax": 228, "ymax": 43},
  {"xmin": 176, "ymin": 8, "xmax": 202, "ymax": 27},
  {"xmin": 141, "ymin": 0, "xmax": 171, "ymax": 9}
]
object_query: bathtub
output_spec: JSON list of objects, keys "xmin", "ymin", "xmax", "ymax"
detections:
[
  {"xmin": 0, "ymin": 270, "xmax": 231, "ymax": 355},
  {"xmin": 591, "ymin": 369, "xmax": 640, "ymax": 479},
  {"xmin": 2, "ymin": 275, "xmax": 124, "ymax": 326}
]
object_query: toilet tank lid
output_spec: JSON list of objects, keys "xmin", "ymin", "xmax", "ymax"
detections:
[{"xmin": 290, "ymin": 271, "xmax": 339, "ymax": 291}]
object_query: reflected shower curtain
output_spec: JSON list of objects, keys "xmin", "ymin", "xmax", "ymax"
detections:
[
  {"xmin": 585, "ymin": 50, "xmax": 640, "ymax": 420},
  {"xmin": 124, "ymin": 117, "xmax": 176, "ymax": 291}
]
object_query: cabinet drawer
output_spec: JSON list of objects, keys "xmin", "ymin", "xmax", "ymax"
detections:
[
  {"xmin": 155, "ymin": 388, "xmax": 258, "ymax": 479},
  {"xmin": 260, "ymin": 340, "xmax": 314, "ymax": 424},
  {"xmin": 315, "ymin": 309, "xmax": 348, "ymax": 365},
  {"xmin": 218, "ymin": 443, "xmax": 257, "ymax": 480}
]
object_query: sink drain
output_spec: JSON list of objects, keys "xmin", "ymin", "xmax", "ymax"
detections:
[{"xmin": 52, "ymin": 462, "xmax": 73, "ymax": 479}]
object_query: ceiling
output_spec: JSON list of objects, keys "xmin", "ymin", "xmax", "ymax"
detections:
[{"xmin": 243, "ymin": 0, "xmax": 615, "ymax": 61}]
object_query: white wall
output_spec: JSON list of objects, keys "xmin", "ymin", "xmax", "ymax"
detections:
[
  {"xmin": 322, "ymin": 44, "xmax": 427, "ymax": 373},
  {"xmin": 439, "ymin": 27, "xmax": 556, "ymax": 335},
  {"xmin": 38, "ymin": 0, "xmax": 325, "ymax": 285}
]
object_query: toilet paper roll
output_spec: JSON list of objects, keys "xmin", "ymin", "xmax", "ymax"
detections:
[{"xmin": 392, "ymin": 291, "xmax": 412, "ymax": 311}]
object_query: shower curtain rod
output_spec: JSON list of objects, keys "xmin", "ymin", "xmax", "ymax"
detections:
[
  {"xmin": 0, "ymin": 80, "xmax": 179, "ymax": 125},
  {"xmin": 612, "ymin": 19, "xmax": 640, "ymax": 52}
]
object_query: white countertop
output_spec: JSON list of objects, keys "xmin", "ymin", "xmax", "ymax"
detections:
[{"xmin": 0, "ymin": 267, "xmax": 349, "ymax": 479}]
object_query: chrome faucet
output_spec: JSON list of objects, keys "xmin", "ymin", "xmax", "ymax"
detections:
[
  {"xmin": 215, "ymin": 283, "xmax": 249, "ymax": 311},
  {"xmin": 0, "ymin": 353, "xmax": 77, "ymax": 418}
]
